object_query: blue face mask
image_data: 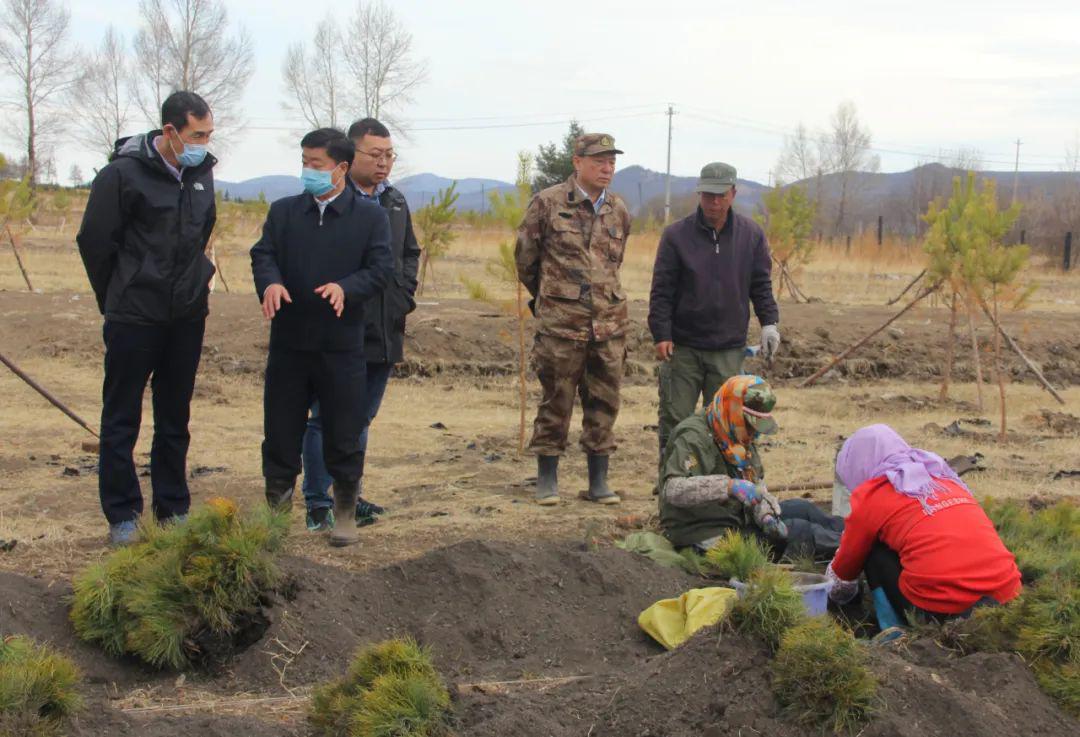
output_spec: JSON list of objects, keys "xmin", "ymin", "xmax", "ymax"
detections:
[
  {"xmin": 167, "ymin": 130, "xmax": 208, "ymax": 168},
  {"xmin": 176, "ymin": 143, "xmax": 207, "ymax": 168},
  {"xmin": 301, "ymin": 167, "xmax": 336, "ymax": 196}
]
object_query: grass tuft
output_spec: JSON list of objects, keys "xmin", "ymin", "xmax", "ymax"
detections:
[
  {"xmin": 772, "ymin": 617, "xmax": 878, "ymax": 733},
  {"xmin": 730, "ymin": 566, "xmax": 808, "ymax": 651},
  {"xmin": 69, "ymin": 499, "xmax": 288, "ymax": 670},
  {"xmin": 704, "ymin": 530, "xmax": 771, "ymax": 582},
  {"xmin": 930, "ymin": 498, "xmax": 1080, "ymax": 715},
  {"xmin": 309, "ymin": 637, "xmax": 453, "ymax": 737},
  {"xmin": 0, "ymin": 635, "xmax": 82, "ymax": 736}
]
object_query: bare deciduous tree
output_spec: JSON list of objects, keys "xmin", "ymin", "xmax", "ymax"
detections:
[
  {"xmin": 281, "ymin": 17, "xmax": 345, "ymax": 129},
  {"xmin": 70, "ymin": 26, "xmax": 132, "ymax": 162},
  {"xmin": 821, "ymin": 101, "xmax": 879, "ymax": 234},
  {"xmin": 1064, "ymin": 132, "xmax": 1080, "ymax": 173},
  {"xmin": 342, "ymin": 0, "xmax": 427, "ymax": 132},
  {"xmin": 0, "ymin": 0, "xmax": 75, "ymax": 187},
  {"xmin": 948, "ymin": 146, "xmax": 983, "ymax": 173},
  {"xmin": 132, "ymin": 0, "xmax": 254, "ymax": 128},
  {"xmin": 775, "ymin": 122, "xmax": 822, "ymax": 184}
]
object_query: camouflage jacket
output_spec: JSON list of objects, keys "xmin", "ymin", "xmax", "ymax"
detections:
[
  {"xmin": 659, "ymin": 410, "xmax": 764, "ymax": 547},
  {"xmin": 514, "ymin": 175, "xmax": 632, "ymax": 341}
]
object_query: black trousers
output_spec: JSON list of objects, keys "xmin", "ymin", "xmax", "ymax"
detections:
[
  {"xmin": 779, "ymin": 498, "xmax": 845, "ymax": 560},
  {"xmin": 263, "ymin": 346, "xmax": 366, "ymax": 485},
  {"xmin": 862, "ymin": 542, "xmax": 999, "ymax": 622},
  {"xmin": 99, "ymin": 318, "xmax": 206, "ymax": 524}
]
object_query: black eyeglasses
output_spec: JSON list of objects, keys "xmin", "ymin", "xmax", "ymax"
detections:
[{"xmin": 357, "ymin": 150, "xmax": 397, "ymax": 163}]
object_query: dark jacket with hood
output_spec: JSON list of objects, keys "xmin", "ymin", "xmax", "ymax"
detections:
[
  {"xmin": 355, "ymin": 180, "xmax": 421, "ymax": 364},
  {"xmin": 77, "ymin": 131, "xmax": 217, "ymax": 324},
  {"xmin": 648, "ymin": 207, "xmax": 779, "ymax": 351}
]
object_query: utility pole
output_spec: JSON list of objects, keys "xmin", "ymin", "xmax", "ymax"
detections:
[
  {"xmin": 1011, "ymin": 138, "xmax": 1022, "ymax": 205},
  {"xmin": 664, "ymin": 104, "xmax": 675, "ymax": 224}
]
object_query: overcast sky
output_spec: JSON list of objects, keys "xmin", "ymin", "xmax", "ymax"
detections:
[{"xmin": 42, "ymin": 0, "xmax": 1080, "ymax": 184}]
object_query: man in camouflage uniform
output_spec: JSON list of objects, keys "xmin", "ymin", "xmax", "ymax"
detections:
[{"xmin": 515, "ymin": 133, "xmax": 632, "ymax": 506}]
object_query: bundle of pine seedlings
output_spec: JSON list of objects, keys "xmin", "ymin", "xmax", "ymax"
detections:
[
  {"xmin": 309, "ymin": 637, "xmax": 453, "ymax": 737},
  {"xmin": 939, "ymin": 499, "xmax": 1080, "ymax": 715},
  {"xmin": 704, "ymin": 529, "xmax": 771, "ymax": 582},
  {"xmin": 772, "ymin": 617, "xmax": 878, "ymax": 733},
  {"xmin": 70, "ymin": 498, "xmax": 288, "ymax": 670},
  {"xmin": 728, "ymin": 566, "xmax": 809, "ymax": 651},
  {"xmin": 0, "ymin": 635, "xmax": 82, "ymax": 736}
]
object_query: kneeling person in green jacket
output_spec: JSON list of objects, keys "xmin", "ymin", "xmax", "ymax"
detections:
[{"xmin": 659, "ymin": 375, "xmax": 843, "ymax": 558}]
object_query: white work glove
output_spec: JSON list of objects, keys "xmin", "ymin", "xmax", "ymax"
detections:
[{"xmin": 760, "ymin": 324, "xmax": 781, "ymax": 361}]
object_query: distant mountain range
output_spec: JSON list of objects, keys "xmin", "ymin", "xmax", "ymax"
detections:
[
  {"xmin": 215, "ymin": 165, "xmax": 767, "ymax": 216},
  {"xmin": 215, "ymin": 164, "xmax": 1080, "ymax": 230}
]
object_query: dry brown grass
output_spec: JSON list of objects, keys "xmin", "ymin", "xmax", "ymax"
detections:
[{"xmin": 2, "ymin": 213, "xmax": 1077, "ymax": 580}]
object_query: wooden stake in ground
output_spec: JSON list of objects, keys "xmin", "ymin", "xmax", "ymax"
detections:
[
  {"xmin": 5, "ymin": 224, "xmax": 34, "ymax": 291},
  {"xmin": 975, "ymin": 296, "xmax": 1065, "ymax": 406},
  {"xmin": 798, "ymin": 282, "xmax": 940, "ymax": 388},
  {"xmin": 0, "ymin": 351, "xmax": 99, "ymax": 437},
  {"xmin": 939, "ymin": 291, "xmax": 958, "ymax": 400},
  {"xmin": 516, "ymin": 281, "xmax": 527, "ymax": 453},
  {"xmin": 211, "ymin": 241, "xmax": 231, "ymax": 293},
  {"xmin": 991, "ymin": 287, "xmax": 1007, "ymax": 440},
  {"xmin": 966, "ymin": 301, "xmax": 985, "ymax": 411}
]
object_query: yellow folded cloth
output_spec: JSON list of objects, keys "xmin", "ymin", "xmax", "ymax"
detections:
[{"xmin": 638, "ymin": 587, "xmax": 739, "ymax": 650}]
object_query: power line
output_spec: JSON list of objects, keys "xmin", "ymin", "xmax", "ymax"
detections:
[
  {"xmin": 245, "ymin": 109, "xmax": 664, "ymax": 133},
  {"xmin": 680, "ymin": 108, "xmax": 1057, "ymax": 168}
]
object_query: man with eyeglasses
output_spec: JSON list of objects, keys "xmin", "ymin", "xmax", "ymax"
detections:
[
  {"xmin": 648, "ymin": 162, "xmax": 780, "ymax": 484},
  {"xmin": 299, "ymin": 118, "xmax": 421, "ymax": 532},
  {"xmin": 515, "ymin": 133, "xmax": 632, "ymax": 506}
]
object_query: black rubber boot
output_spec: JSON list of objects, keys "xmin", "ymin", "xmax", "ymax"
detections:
[
  {"xmin": 586, "ymin": 454, "xmax": 620, "ymax": 505},
  {"xmin": 535, "ymin": 455, "xmax": 559, "ymax": 505},
  {"xmin": 265, "ymin": 478, "xmax": 295, "ymax": 511},
  {"xmin": 330, "ymin": 478, "xmax": 361, "ymax": 547}
]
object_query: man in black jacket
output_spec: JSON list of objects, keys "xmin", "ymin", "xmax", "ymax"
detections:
[
  {"xmin": 77, "ymin": 91, "xmax": 217, "ymax": 546},
  {"xmin": 648, "ymin": 162, "xmax": 781, "ymax": 471},
  {"xmin": 299, "ymin": 118, "xmax": 420, "ymax": 532},
  {"xmin": 251, "ymin": 128, "xmax": 392, "ymax": 548}
]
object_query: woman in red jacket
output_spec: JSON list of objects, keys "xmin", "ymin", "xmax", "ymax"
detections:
[{"xmin": 826, "ymin": 424, "xmax": 1021, "ymax": 628}]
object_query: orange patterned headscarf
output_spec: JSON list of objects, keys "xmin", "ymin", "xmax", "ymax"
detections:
[{"xmin": 705, "ymin": 375, "xmax": 765, "ymax": 481}]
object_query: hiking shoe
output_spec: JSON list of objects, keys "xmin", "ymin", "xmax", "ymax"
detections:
[
  {"xmin": 108, "ymin": 519, "xmax": 139, "ymax": 547},
  {"xmin": 306, "ymin": 507, "xmax": 334, "ymax": 532},
  {"xmin": 355, "ymin": 497, "xmax": 384, "ymax": 527}
]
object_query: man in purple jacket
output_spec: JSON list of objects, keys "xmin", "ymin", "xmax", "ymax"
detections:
[{"xmin": 647, "ymin": 162, "xmax": 780, "ymax": 472}]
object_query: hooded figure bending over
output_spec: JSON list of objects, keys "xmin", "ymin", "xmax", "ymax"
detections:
[
  {"xmin": 659, "ymin": 375, "xmax": 843, "ymax": 559},
  {"xmin": 826, "ymin": 424, "xmax": 1021, "ymax": 624}
]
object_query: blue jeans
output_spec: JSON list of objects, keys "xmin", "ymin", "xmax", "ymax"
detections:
[{"xmin": 301, "ymin": 361, "xmax": 393, "ymax": 510}]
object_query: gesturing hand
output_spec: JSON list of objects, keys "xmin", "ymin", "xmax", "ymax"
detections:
[
  {"xmin": 261, "ymin": 284, "xmax": 292, "ymax": 320},
  {"xmin": 315, "ymin": 282, "xmax": 345, "ymax": 317}
]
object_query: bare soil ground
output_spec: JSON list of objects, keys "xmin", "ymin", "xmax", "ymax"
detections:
[{"xmin": 1, "ymin": 244, "xmax": 1079, "ymax": 734}]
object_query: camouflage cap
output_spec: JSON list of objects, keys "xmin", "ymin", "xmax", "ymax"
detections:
[
  {"xmin": 742, "ymin": 381, "xmax": 778, "ymax": 435},
  {"xmin": 574, "ymin": 133, "xmax": 623, "ymax": 157},
  {"xmin": 695, "ymin": 162, "xmax": 738, "ymax": 194}
]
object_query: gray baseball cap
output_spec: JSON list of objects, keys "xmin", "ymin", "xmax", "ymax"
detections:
[{"xmin": 695, "ymin": 162, "xmax": 737, "ymax": 194}]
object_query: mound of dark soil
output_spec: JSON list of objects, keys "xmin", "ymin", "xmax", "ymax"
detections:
[
  {"xmin": 460, "ymin": 630, "xmax": 1078, "ymax": 737},
  {"xmin": 3, "ymin": 540, "xmax": 1077, "ymax": 736}
]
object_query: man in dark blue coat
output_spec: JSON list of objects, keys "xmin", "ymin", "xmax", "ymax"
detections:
[
  {"xmin": 251, "ymin": 128, "xmax": 393, "ymax": 548},
  {"xmin": 77, "ymin": 91, "xmax": 217, "ymax": 546},
  {"xmin": 299, "ymin": 118, "xmax": 421, "ymax": 532}
]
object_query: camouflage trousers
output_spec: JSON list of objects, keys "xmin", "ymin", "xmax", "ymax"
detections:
[{"xmin": 528, "ymin": 332, "xmax": 626, "ymax": 456}]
